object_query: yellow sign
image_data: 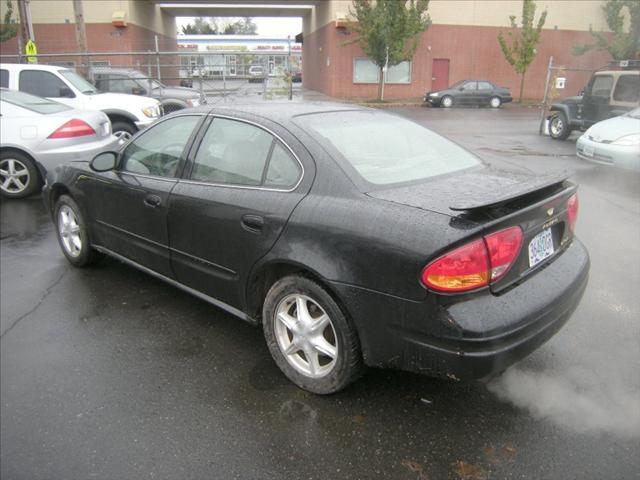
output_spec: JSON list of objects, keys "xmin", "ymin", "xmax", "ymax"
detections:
[{"xmin": 25, "ymin": 40, "xmax": 37, "ymax": 64}]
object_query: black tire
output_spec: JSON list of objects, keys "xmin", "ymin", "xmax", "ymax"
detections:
[
  {"xmin": 549, "ymin": 112, "xmax": 572, "ymax": 140},
  {"xmin": 489, "ymin": 96, "xmax": 502, "ymax": 108},
  {"xmin": 440, "ymin": 95, "xmax": 453, "ymax": 108},
  {"xmin": 54, "ymin": 194, "xmax": 103, "ymax": 267},
  {"xmin": 263, "ymin": 275, "xmax": 364, "ymax": 394},
  {"xmin": 111, "ymin": 121, "xmax": 137, "ymax": 144},
  {"xmin": 0, "ymin": 150, "xmax": 42, "ymax": 199}
]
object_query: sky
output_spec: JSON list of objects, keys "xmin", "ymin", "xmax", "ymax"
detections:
[{"xmin": 176, "ymin": 17, "xmax": 303, "ymax": 38}]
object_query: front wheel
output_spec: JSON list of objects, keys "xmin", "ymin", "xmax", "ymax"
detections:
[
  {"xmin": 440, "ymin": 95, "xmax": 453, "ymax": 108},
  {"xmin": 263, "ymin": 275, "xmax": 364, "ymax": 394},
  {"xmin": 0, "ymin": 151, "xmax": 41, "ymax": 198},
  {"xmin": 54, "ymin": 195, "xmax": 103, "ymax": 267},
  {"xmin": 489, "ymin": 96, "xmax": 502, "ymax": 108},
  {"xmin": 549, "ymin": 112, "xmax": 572, "ymax": 140}
]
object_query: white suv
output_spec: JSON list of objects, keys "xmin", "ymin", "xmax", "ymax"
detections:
[{"xmin": 0, "ymin": 63, "xmax": 162, "ymax": 141}]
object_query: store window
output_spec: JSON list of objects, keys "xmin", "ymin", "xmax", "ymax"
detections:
[{"xmin": 353, "ymin": 58, "xmax": 411, "ymax": 84}]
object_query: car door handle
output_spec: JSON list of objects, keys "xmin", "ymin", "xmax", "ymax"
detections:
[
  {"xmin": 143, "ymin": 194, "xmax": 162, "ymax": 208},
  {"xmin": 241, "ymin": 214, "xmax": 264, "ymax": 233}
]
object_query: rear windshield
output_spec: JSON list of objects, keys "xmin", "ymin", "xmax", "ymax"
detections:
[
  {"xmin": 295, "ymin": 110, "xmax": 480, "ymax": 186},
  {"xmin": 0, "ymin": 88, "xmax": 71, "ymax": 114}
]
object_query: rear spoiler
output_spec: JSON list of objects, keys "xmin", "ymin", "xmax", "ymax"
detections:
[{"xmin": 449, "ymin": 171, "xmax": 571, "ymax": 211}]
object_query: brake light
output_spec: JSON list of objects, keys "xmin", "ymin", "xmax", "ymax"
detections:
[
  {"xmin": 48, "ymin": 119, "xmax": 95, "ymax": 139},
  {"xmin": 567, "ymin": 193, "xmax": 579, "ymax": 233},
  {"xmin": 421, "ymin": 226, "xmax": 523, "ymax": 293}
]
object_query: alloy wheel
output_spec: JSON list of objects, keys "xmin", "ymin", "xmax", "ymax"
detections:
[
  {"xmin": 550, "ymin": 117, "xmax": 564, "ymax": 136},
  {"xmin": 490, "ymin": 97, "xmax": 501, "ymax": 108},
  {"xmin": 58, "ymin": 205, "xmax": 83, "ymax": 258},
  {"xmin": 114, "ymin": 130, "xmax": 133, "ymax": 143},
  {"xmin": 0, "ymin": 158, "xmax": 30, "ymax": 194},
  {"xmin": 274, "ymin": 294, "xmax": 338, "ymax": 379}
]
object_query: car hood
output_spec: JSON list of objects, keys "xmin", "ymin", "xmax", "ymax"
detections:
[
  {"xmin": 584, "ymin": 114, "xmax": 640, "ymax": 141},
  {"xmin": 86, "ymin": 92, "xmax": 160, "ymax": 109},
  {"xmin": 366, "ymin": 166, "xmax": 569, "ymax": 217},
  {"xmin": 556, "ymin": 95, "xmax": 583, "ymax": 105},
  {"xmin": 153, "ymin": 86, "xmax": 200, "ymax": 100}
]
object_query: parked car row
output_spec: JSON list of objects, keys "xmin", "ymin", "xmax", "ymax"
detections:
[{"xmin": 424, "ymin": 80, "xmax": 513, "ymax": 108}]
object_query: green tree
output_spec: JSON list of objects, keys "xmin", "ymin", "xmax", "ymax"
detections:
[
  {"xmin": 220, "ymin": 17, "xmax": 257, "ymax": 35},
  {"xmin": 181, "ymin": 17, "xmax": 217, "ymax": 35},
  {"xmin": 347, "ymin": 0, "xmax": 431, "ymax": 101},
  {"xmin": 573, "ymin": 0, "xmax": 640, "ymax": 60},
  {"xmin": 497, "ymin": 0, "xmax": 547, "ymax": 103},
  {"xmin": 0, "ymin": 0, "xmax": 18, "ymax": 43}
]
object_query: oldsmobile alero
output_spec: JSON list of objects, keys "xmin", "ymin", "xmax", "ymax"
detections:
[{"xmin": 43, "ymin": 103, "xmax": 590, "ymax": 394}]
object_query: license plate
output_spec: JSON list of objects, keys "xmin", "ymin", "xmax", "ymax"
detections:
[
  {"xmin": 528, "ymin": 228, "xmax": 554, "ymax": 268},
  {"xmin": 583, "ymin": 144, "xmax": 595, "ymax": 157}
]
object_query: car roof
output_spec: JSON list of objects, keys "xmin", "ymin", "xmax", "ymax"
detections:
[{"xmin": 0, "ymin": 63, "xmax": 68, "ymax": 72}]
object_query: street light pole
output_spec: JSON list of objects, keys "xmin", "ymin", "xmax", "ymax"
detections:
[{"xmin": 288, "ymin": 35, "xmax": 292, "ymax": 101}]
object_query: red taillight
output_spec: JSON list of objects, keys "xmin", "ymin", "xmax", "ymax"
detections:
[
  {"xmin": 567, "ymin": 193, "xmax": 579, "ymax": 233},
  {"xmin": 421, "ymin": 226, "xmax": 523, "ymax": 293},
  {"xmin": 48, "ymin": 119, "xmax": 95, "ymax": 139},
  {"xmin": 484, "ymin": 226, "xmax": 523, "ymax": 282}
]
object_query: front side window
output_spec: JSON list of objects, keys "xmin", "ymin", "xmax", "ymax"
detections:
[
  {"xmin": 296, "ymin": 110, "xmax": 480, "ymax": 187},
  {"xmin": 59, "ymin": 70, "xmax": 97, "ymax": 94},
  {"xmin": 613, "ymin": 75, "xmax": 639, "ymax": 102},
  {"xmin": 120, "ymin": 115, "xmax": 200, "ymax": 177},
  {"xmin": 191, "ymin": 118, "xmax": 274, "ymax": 187},
  {"xmin": 461, "ymin": 81, "xmax": 477, "ymax": 91},
  {"xmin": 588, "ymin": 75, "xmax": 613, "ymax": 98},
  {"xmin": 19, "ymin": 70, "xmax": 70, "ymax": 98}
]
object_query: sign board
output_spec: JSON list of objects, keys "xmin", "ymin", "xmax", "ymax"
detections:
[
  {"xmin": 555, "ymin": 77, "xmax": 566, "ymax": 89},
  {"xmin": 25, "ymin": 40, "xmax": 37, "ymax": 64}
]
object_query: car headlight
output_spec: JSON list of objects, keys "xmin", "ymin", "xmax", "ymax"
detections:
[
  {"xmin": 612, "ymin": 134, "xmax": 640, "ymax": 146},
  {"xmin": 142, "ymin": 105, "xmax": 160, "ymax": 118},
  {"xmin": 429, "ymin": 92, "xmax": 439, "ymax": 97}
]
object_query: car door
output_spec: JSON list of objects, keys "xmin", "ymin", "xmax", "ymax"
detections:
[
  {"xmin": 477, "ymin": 81, "xmax": 494, "ymax": 105},
  {"xmin": 582, "ymin": 74, "xmax": 614, "ymax": 126},
  {"xmin": 167, "ymin": 115, "xmax": 313, "ymax": 311},
  {"xmin": 80, "ymin": 114, "xmax": 204, "ymax": 277},
  {"xmin": 457, "ymin": 81, "xmax": 477, "ymax": 105}
]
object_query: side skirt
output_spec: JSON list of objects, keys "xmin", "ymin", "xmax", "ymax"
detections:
[{"xmin": 93, "ymin": 245, "xmax": 259, "ymax": 326}]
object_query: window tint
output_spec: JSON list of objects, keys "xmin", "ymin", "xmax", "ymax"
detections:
[
  {"xmin": 265, "ymin": 143, "xmax": 301, "ymax": 188},
  {"xmin": 296, "ymin": 110, "xmax": 480, "ymax": 186},
  {"xmin": 191, "ymin": 118, "xmax": 274, "ymax": 186},
  {"xmin": 121, "ymin": 115, "xmax": 200, "ymax": 177},
  {"xmin": 588, "ymin": 75, "xmax": 613, "ymax": 98},
  {"xmin": 0, "ymin": 69, "xmax": 8, "ymax": 88},
  {"xmin": 478, "ymin": 81, "xmax": 494, "ymax": 90},
  {"xmin": 613, "ymin": 75, "xmax": 639, "ymax": 102},
  {"xmin": 19, "ymin": 70, "xmax": 70, "ymax": 98},
  {"xmin": 462, "ymin": 81, "xmax": 477, "ymax": 90}
]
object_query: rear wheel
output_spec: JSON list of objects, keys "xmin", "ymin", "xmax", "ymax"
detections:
[
  {"xmin": 0, "ymin": 151, "xmax": 41, "ymax": 198},
  {"xmin": 440, "ymin": 95, "xmax": 453, "ymax": 108},
  {"xmin": 263, "ymin": 275, "xmax": 364, "ymax": 394},
  {"xmin": 549, "ymin": 112, "xmax": 572, "ymax": 140},
  {"xmin": 489, "ymin": 96, "xmax": 502, "ymax": 108},
  {"xmin": 54, "ymin": 195, "xmax": 103, "ymax": 267},
  {"xmin": 111, "ymin": 121, "xmax": 136, "ymax": 144}
]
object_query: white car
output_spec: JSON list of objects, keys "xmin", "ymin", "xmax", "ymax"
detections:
[
  {"xmin": 0, "ymin": 88, "xmax": 119, "ymax": 198},
  {"xmin": 0, "ymin": 63, "xmax": 162, "ymax": 142},
  {"xmin": 576, "ymin": 108, "xmax": 640, "ymax": 171}
]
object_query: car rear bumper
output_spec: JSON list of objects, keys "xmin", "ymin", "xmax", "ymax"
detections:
[
  {"xmin": 331, "ymin": 239, "xmax": 589, "ymax": 380},
  {"xmin": 576, "ymin": 135, "xmax": 640, "ymax": 171},
  {"xmin": 35, "ymin": 135, "xmax": 120, "ymax": 174}
]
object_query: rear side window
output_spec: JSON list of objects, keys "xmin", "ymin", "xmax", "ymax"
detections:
[
  {"xmin": 0, "ymin": 69, "xmax": 8, "ymax": 88},
  {"xmin": 462, "ymin": 81, "xmax": 477, "ymax": 90},
  {"xmin": 264, "ymin": 143, "xmax": 301, "ymax": 189},
  {"xmin": 478, "ymin": 81, "xmax": 493, "ymax": 90},
  {"xmin": 191, "ymin": 118, "xmax": 274, "ymax": 187},
  {"xmin": 613, "ymin": 75, "xmax": 639, "ymax": 102},
  {"xmin": 19, "ymin": 70, "xmax": 69, "ymax": 98}
]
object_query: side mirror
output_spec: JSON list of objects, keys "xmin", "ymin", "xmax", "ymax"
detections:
[
  {"xmin": 59, "ymin": 86, "xmax": 75, "ymax": 98},
  {"xmin": 131, "ymin": 87, "xmax": 146, "ymax": 95},
  {"xmin": 90, "ymin": 151, "xmax": 118, "ymax": 172}
]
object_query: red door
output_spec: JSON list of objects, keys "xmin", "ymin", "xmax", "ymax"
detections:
[{"xmin": 432, "ymin": 59, "xmax": 450, "ymax": 91}]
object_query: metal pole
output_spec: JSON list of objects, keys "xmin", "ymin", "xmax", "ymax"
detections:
[
  {"xmin": 539, "ymin": 56, "xmax": 554, "ymax": 135},
  {"xmin": 222, "ymin": 54, "xmax": 226, "ymax": 100},
  {"xmin": 72, "ymin": 0, "xmax": 88, "ymax": 72},
  {"xmin": 147, "ymin": 58, "xmax": 152, "ymax": 94},
  {"xmin": 288, "ymin": 35, "xmax": 292, "ymax": 100},
  {"xmin": 17, "ymin": 0, "xmax": 30, "ymax": 60},
  {"xmin": 154, "ymin": 35, "xmax": 161, "ymax": 82}
]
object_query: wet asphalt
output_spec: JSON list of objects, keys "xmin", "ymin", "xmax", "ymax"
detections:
[{"xmin": 1, "ymin": 103, "xmax": 639, "ymax": 480}]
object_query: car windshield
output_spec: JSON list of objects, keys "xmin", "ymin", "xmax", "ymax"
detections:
[
  {"xmin": 296, "ymin": 110, "xmax": 480, "ymax": 187},
  {"xmin": 132, "ymin": 72, "xmax": 164, "ymax": 89},
  {"xmin": 0, "ymin": 88, "xmax": 71, "ymax": 114},
  {"xmin": 626, "ymin": 108, "xmax": 640, "ymax": 119},
  {"xmin": 448, "ymin": 80, "xmax": 465, "ymax": 89},
  {"xmin": 59, "ymin": 69, "xmax": 98, "ymax": 94}
]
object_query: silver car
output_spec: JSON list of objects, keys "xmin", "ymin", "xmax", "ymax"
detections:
[
  {"xmin": 0, "ymin": 88, "xmax": 119, "ymax": 198},
  {"xmin": 576, "ymin": 108, "xmax": 640, "ymax": 171}
]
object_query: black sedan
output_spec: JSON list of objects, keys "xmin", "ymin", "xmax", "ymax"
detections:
[
  {"xmin": 43, "ymin": 103, "xmax": 588, "ymax": 394},
  {"xmin": 425, "ymin": 80, "xmax": 513, "ymax": 108}
]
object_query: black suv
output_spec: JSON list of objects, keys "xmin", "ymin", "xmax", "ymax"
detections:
[
  {"xmin": 91, "ymin": 67, "xmax": 206, "ymax": 114},
  {"xmin": 548, "ymin": 62, "xmax": 639, "ymax": 140}
]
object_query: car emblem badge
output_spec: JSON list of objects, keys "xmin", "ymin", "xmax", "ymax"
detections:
[{"xmin": 547, "ymin": 207, "xmax": 554, "ymax": 217}]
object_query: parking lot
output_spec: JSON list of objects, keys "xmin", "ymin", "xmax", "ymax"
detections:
[{"xmin": 1, "ymin": 103, "xmax": 639, "ymax": 480}]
